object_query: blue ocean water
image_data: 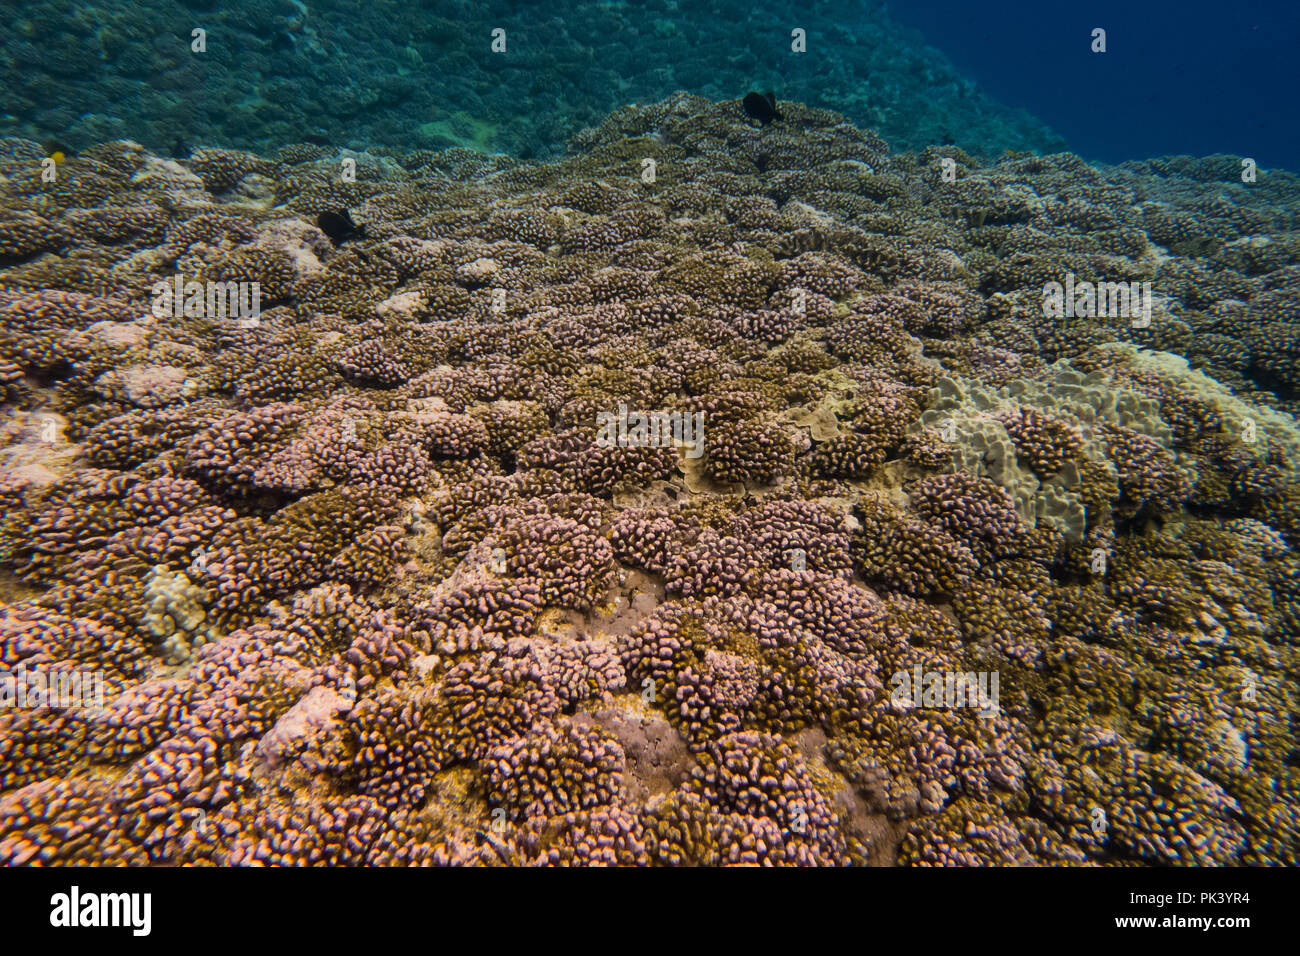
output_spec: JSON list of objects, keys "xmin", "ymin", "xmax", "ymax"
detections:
[{"xmin": 887, "ymin": 0, "xmax": 1300, "ymax": 171}]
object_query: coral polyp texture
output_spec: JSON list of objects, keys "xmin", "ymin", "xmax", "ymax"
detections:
[{"xmin": 2, "ymin": 92, "xmax": 1300, "ymax": 868}]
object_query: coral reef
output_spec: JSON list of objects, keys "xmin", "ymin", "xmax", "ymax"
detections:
[
  {"xmin": 0, "ymin": 2, "xmax": 1062, "ymax": 162},
  {"xmin": 1, "ymin": 90, "xmax": 1299, "ymax": 868}
]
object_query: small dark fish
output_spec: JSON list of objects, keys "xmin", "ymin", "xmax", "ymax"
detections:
[
  {"xmin": 941, "ymin": 132, "xmax": 956, "ymax": 146},
  {"xmin": 317, "ymin": 208, "xmax": 367, "ymax": 245},
  {"xmin": 742, "ymin": 91, "xmax": 782, "ymax": 126},
  {"xmin": 44, "ymin": 140, "xmax": 74, "ymax": 158},
  {"xmin": 171, "ymin": 136, "xmax": 188, "ymax": 159}
]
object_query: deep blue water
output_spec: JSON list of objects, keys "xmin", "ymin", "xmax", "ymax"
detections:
[{"xmin": 887, "ymin": 0, "xmax": 1300, "ymax": 171}]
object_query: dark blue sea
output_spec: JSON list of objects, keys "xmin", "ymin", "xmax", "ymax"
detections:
[{"xmin": 889, "ymin": 0, "xmax": 1300, "ymax": 171}]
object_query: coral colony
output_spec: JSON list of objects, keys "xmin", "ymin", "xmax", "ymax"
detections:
[{"xmin": 0, "ymin": 13, "xmax": 1298, "ymax": 873}]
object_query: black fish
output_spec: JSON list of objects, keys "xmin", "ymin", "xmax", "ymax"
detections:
[
  {"xmin": 44, "ymin": 140, "xmax": 74, "ymax": 158},
  {"xmin": 317, "ymin": 208, "xmax": 367, "ymax": 245},
  {"xmin": 742, "ymin": 91, "xmax": 782, "ymax": 126}
]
